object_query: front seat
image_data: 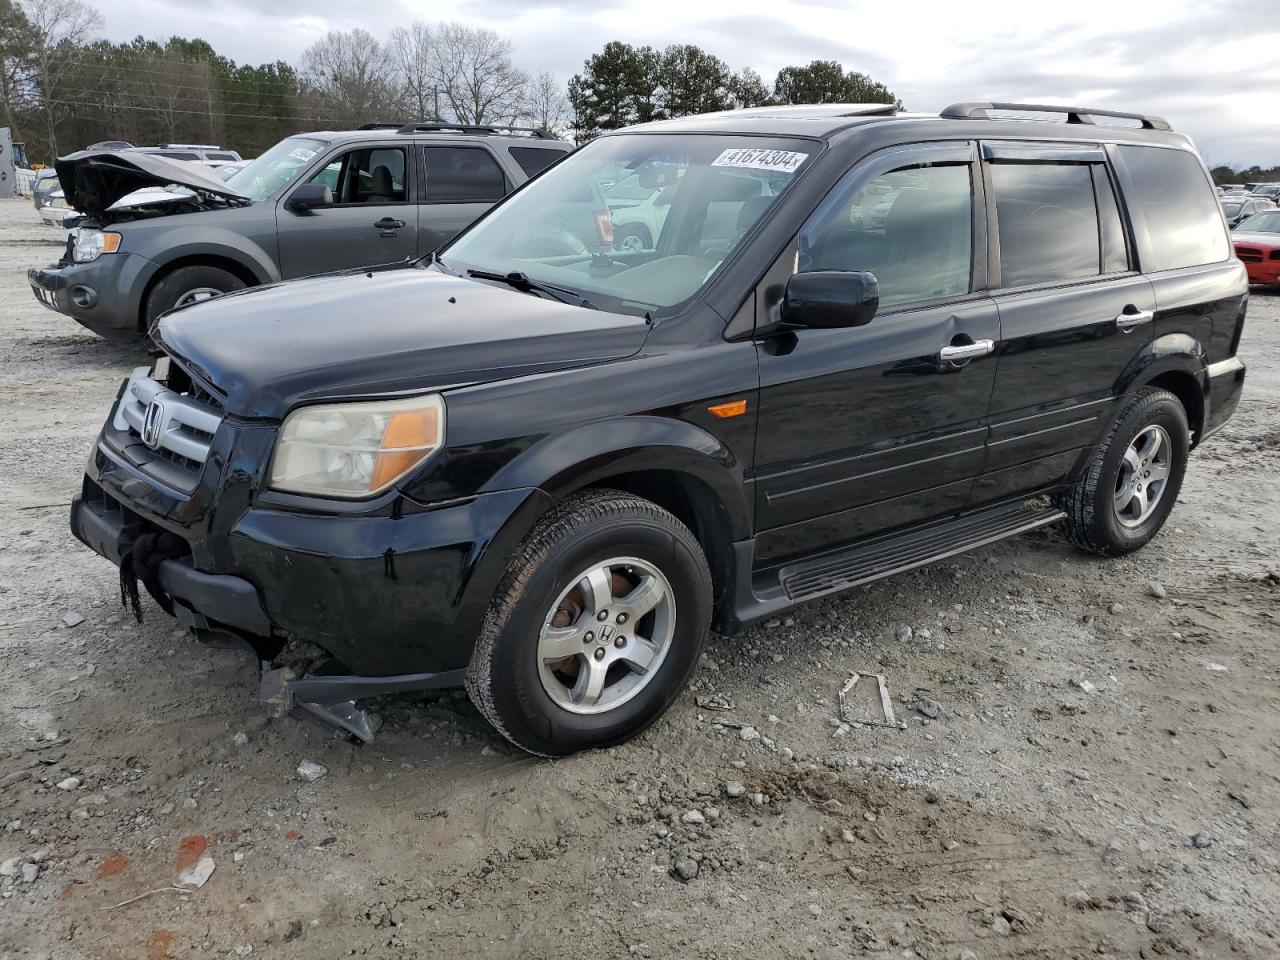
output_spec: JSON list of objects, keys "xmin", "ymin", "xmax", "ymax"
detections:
[{"xmin": 367, "ymin": 165, "xmax": 396, "ymax": 203}]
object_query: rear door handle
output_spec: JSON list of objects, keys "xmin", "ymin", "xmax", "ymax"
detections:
[
  {"xmin": 1115, "ymin": 308, "xmax": 1154, "ymax": 331},
  {"xmin": 938, "ymin": 339, "xmax": 995, "ymax": 363},
  {"xmin": 375, "ymin": 217, "xmax": 405, "ymax": 230}
]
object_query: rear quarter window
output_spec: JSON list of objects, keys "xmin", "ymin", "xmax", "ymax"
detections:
[
  {"xmin": 1114, "ymin": 145, "xmax": 1229, "ymax": 271},
  {"xmin": 508, "ymin": 146, "xmax": 566, "ymax": 178}
]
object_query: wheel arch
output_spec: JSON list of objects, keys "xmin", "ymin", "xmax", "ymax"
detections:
[
  {"xmin": 478, "ymin": 416, "xmax": 753, "ymax": 629},
  {"xmin": 137, "ymin": 253, "xmax": 266, "ymax": 331},
  {"xmin": 1118, "ymin": 333, "xmax": 1206, "ymax": 446}
]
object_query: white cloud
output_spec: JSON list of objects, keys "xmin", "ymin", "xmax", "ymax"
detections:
[{"xmin": 89, "ymin": 0, "xmax": 1280, "ymax": 165}]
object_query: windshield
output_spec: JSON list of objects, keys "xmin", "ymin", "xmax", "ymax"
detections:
[
  {"xmin": 440, "ymin": 133, "xmax": 817, "ymax": 318},
  {"xmin": 224, "ymin": 136, "xmax": 326, "ymax": 201},
  {"xmin": 1221, "ymin": 202, "xmax": 1243, "ymax": 216},
  {"xmin": 1237, "ymin": 211, "xmax": 1280, "ymax": 233}
]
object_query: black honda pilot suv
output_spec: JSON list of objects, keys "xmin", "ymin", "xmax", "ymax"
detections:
[{"xmin": 70, "ymin": 102, "xmax": 1248, "ymax": 755}]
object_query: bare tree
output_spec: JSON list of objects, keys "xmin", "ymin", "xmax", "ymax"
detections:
[
  {"xmin": 24, "ymin": 0, "xmax": 101, "ymax": 153},
  {"xmin": 431, "ymin": 22, "xmax": 525, "ymax": 125},
  {"xmin": 389, "ymin": 22, "xmax": 438, "ymax": 121},
  {"xmin": 300, "ymin": 28, "xmax": 397, "ymax": 129},
  {"xmin": 136, "ymin": 46, "xmax": 219, "ymax": 144},
  {"xmin": 521, "ymin": 70, "xmax": 569, "ymax": 136}
]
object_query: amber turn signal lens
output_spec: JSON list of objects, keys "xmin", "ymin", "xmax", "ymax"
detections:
[
  {"xmin": 708, "ymin": 399, "xmax": 747, "ymax": 419},
  {"xmin": 101, "ymin": 232, "xmax": 122, "ymax": 254},
  {"xmin": 370, "ymin": 407, "xmax": 441, "ymax": 490}
]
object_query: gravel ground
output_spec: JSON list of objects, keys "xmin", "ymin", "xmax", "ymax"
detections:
[{"xmin": 1, "ymin": 196, "xmax": 1277, "ymax": 959}]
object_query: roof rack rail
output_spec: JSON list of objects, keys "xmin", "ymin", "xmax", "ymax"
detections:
[
  {"xmin": 358, "ymin": 122, "xmax": 405, "ymax": 131},
  {"xmin": 391, "ymin": 122, "xmax": 555, "ymax": 139},
  {"xmin": 940, "ymin": 101, "xmax": 1171, "ymax": 132}
]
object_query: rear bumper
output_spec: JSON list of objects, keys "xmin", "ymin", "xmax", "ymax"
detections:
[
  {"xmin": 1202, "ymin": 356, "xmax": 1246, "ymax": 441},
  {"xmin": 29, "ymin": 253, "xmax": 157, "ymax": 339}
]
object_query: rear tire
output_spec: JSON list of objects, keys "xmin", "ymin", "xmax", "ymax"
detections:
[
  {"xmin": 465, "ymin": 489, "xmax": 712, "ymax": 756},
  {"xmin": 144, "ymin": 265, "xmax": 245, "ymax": 330},
  {"xmin": 1056, "ymin": 387, "xmax": 1189, "ymax": 556}
]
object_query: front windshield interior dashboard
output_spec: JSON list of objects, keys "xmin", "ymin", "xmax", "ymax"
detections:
[{"xmin": 436, "ymin": 133, "xmax": 820, "ymax": 320}]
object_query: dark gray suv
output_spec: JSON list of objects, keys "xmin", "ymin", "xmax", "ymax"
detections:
[{"xmin": 29, "ymin": 123, "xmax": 572, "ymax": 339}]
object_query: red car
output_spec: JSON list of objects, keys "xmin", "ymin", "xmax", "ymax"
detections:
[{"xmin": 1232, "ymin": 209, "xmax": 1280, "ymax": 286}]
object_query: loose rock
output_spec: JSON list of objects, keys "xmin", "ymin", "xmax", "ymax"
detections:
[
  {"xmin": 672, "ymin": 858, "xmax": 699, "ymax": 882},
  {"xmin": 297, "ymin": 761, "xmax": 328, "ymax": 783}
]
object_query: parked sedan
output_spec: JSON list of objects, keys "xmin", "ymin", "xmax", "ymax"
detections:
[
  {"xmin": 1221, "ymin": 196, "xmax": 1275, "ymax": 228},
  {"xmin": 1232, "ymin": 209, "xmax": 1280, "ymax": 287}
]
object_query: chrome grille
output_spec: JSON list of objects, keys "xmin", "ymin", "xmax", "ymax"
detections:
[{"xmin": 112, "ymin": 365, "xmax": 222, "ymax": 466}]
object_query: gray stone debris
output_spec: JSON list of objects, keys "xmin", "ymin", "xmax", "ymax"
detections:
[
  {"xmin": 60, "ymin": 611, "xmax": 85, "ymax": 628},
  {"xmin": 738, "ymin": 726, "xmax": 760, "ymax": 742},
  {"xmin": 1147, "ymin": 582, "xmax": 1167, "ymax": 599},
  {"xmin": 681, "ymin": 809, "xmax": 705, "ymax": 825},
  {"xmin": 1192, "ymin": 831, "xmax": 1213, "ymax": 849},
  {"xmin": 297, "ymin": 761, "xmax": 328, "ymax": 783},
  {"xmin": 1108, "ymin": 602, "xmax": 1124, "ymax": 615},
  {"xmin": 55, "ymin": 776, "xmax": 81, "ymax": 791},
  {"xmin": 673, "ymin": 858, "xmax": 699, "ymax": 882},
  {"xmin": 723, "ymin": 781, "xmax": 746, "ymax": 798},
  {"xmin": 895, "ymin": 625, "xmax": 913, "ymax": 643},
  {"xmin": 232, "ymin": 732, "xmax": 250, "ymax": 748},
  {"xmin": 916, "ymin": 697, "xmax": 941, "ymax": 720},
  {"xmin": 20, "ymin": 862, "xmax": 39, "ymax": 883},
  {"xmin": 0, "ymin": 857, "xmax": 20, "ymax": 878}
]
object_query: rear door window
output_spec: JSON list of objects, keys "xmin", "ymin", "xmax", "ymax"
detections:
[
  {"xmin": 1112, "ymin": 145, "xmax": 1229, "ymax": 271},
  {"xmin": 424, "ymin": 146, "xmax": 508, "ymax": 202},
  {"xmin": 989, "ymin": 162, "xmax": 1101, "ymax": 287}
]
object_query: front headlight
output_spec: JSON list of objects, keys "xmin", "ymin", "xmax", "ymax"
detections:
[
  {"xmin": 71, "ymin": 228, "xmax": 122, "ymax": 262},
  {"xmin": 269, "ymin": 394, "xmax": 446, "ymax": 499}
]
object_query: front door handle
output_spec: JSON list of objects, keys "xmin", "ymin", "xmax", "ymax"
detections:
[
  {"xmin": 1115, "ymin": 307, "xmax": 1154, "ymax": 331},
  {"xmin": 375, "ymin": 217, "xmax": 405, "ymax": 230},
  {"xmin": 938, "ymin": 339, "xmax": 995, "ymax": 363}
]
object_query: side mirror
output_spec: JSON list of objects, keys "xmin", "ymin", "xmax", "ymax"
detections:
[
  {"xmin": 781, "ymin": 270, "xmax": 879, "ymax": 329},
  {"xmin": 286, "ymin": 183, "xmax": 332, "ymax": 211}
]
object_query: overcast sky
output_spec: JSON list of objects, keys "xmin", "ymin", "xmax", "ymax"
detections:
[{"xmin": 91, "ymin": 0, "xmax": 1279, "ymax": 167}]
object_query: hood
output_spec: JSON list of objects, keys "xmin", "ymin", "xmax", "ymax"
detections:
[
  {"xmin": 54, "ymin": 150, "xmax": 247, "ymax": 218},
  {"xmin": 154, "ymin": 265, "xmax": 651, "ymax": 419},
  {"xmin": 1230, "ymin": 231, "xmax": 1280, "ymax": 246}
]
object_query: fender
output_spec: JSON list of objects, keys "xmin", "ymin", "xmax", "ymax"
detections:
[
  {"xmin": 480, "ymin": 415, "xmax": 754, "ymax": 541},
  {"xmin": 146, "ymin": 224, "xmax": 281, "ymax": 285},
  {"xmin": 1116, "ymin": 331, "xmax": 1207, "ymax": 396},
  {"xmin": 1065, "ymin": 331, "xmax": 1208, "ymax": 483}
]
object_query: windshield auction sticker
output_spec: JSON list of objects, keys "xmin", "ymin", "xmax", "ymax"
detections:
[{"xmin": 711, "ymin": 148, "xmax": 808, "ymax": 173}]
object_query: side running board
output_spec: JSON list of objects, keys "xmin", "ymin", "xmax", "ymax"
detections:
[{"xmin": 777, "ymin": 500, "xmax": 1065, "ymax": 602}]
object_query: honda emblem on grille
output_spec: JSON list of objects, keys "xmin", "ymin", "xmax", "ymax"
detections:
[{"xmin": 141, "ymin": 399, "xmax": 165, "ymax": 448}]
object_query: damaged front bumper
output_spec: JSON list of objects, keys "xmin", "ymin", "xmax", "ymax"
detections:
[{"xmin": 70, "ymin": 401, "xmax": 552, "ymax": 739}]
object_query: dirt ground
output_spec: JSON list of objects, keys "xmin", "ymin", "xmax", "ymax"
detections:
[{"xmin": 0, "ymin": 195, "xmax": 1277, "ymax": 960}]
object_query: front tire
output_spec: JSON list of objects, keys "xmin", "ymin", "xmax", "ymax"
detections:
[
  {"xmin": 1057, "ymin": 387, "xmax": 1189, "ymax": 556},
  {"xmin": 144, "ymin": 265, "xmax": 246, "ymax": 330},
  {"xmin": 465, "ymin": 489, "xmax": 712, "ymax": 756}
]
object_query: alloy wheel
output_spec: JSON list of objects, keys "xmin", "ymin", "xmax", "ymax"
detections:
[
  {"xmin": 1114, "ymin": 424, "xmax": 1172, "ymax": 528},
  {"xmin": 536, "ymin": 557, "xmax": 676, "ymax": 715}
]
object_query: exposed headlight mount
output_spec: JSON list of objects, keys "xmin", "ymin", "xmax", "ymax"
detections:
[{"xmin": 269, "ymin": 394, "xmax": 446, "ymax": 499}]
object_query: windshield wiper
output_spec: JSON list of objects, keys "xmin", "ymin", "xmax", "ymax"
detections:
[{"xmin": 466, "ymin": 268, "xmax": 596, "ymax": 310}]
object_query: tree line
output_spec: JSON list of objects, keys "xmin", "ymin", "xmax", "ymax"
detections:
[
  {"xmin": 0, "ymin": 0, "xmax": 900, "ymax": 164},
  {"xmin": 1210, "ymin": 164, "xmax": 1280, "ymax": 187}
]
